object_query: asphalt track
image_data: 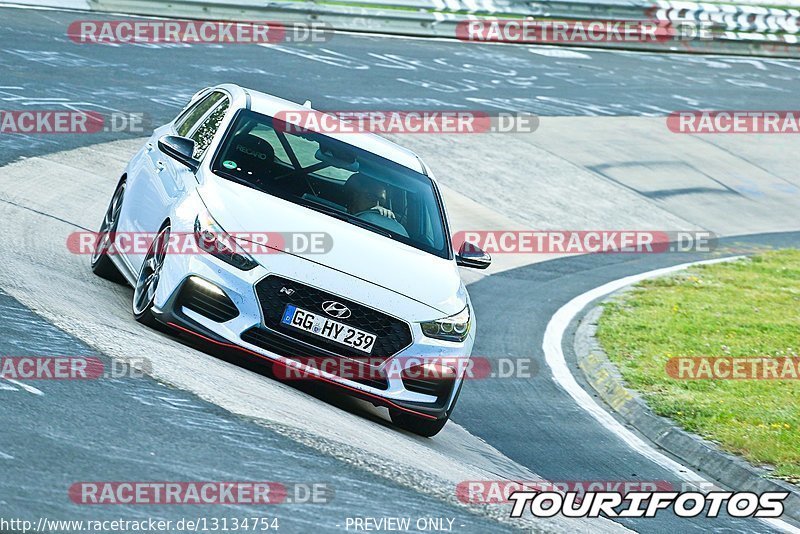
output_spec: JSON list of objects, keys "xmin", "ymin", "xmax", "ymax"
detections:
[
  {"xmin": 0, "ymin": 289, "xmax": 508, "ymax": 533},
  {"xmin": 4, "ymin": 5, "xmax": 800, "ymax": 167},
  {"xmin": 0, "ymin": 5, "xmax": 799, "ymax": 533}
]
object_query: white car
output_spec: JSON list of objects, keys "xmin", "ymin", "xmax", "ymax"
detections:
[{"xmin": 91, "ymin": 84, "xmax": 491, "ymax": 436}]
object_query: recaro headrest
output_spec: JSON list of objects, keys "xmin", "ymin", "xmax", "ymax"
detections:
[{"xmin": 229, "ymin": 133, "xmax": 275, "ymax": 177}]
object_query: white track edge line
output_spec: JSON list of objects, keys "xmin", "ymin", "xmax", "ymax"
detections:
[{"xmin": 542, "ymin": 256, "xmax": 800, "ymax": 534}]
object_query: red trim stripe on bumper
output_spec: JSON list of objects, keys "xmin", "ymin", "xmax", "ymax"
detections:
[{"xmin": 166, "ymin": 322, "xmax": 438, "ymax": 420}]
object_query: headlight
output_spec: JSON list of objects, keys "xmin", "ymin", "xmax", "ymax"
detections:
[
  {"xmin": 420, "ymin": 306, "xmax": 471, "ymax": 342},
  {"xmin": 194, "ymin": 210, "xmax": 257, "ymax": 271}
]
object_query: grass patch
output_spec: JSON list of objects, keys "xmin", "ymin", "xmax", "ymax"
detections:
[{"xmin": 596, "ymin": 249, "xmax": 800, "ymax": 481}]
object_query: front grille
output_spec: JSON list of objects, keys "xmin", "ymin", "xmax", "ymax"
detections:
[
  {"xmin": 176, "ymin": 277, "xmax": 239, "ymax": 322},
  {"xmin": 253, "ymin": 275, "xmax": 413, "ymax": 363},
  {"xmin": 241, "ymin": 326, "xmax": 389, "ymax": 390}
]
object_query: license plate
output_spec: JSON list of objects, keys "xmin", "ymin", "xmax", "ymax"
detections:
[{"xmin": 280, "ymin": 305, "xmax": 376, "ymax": 354}]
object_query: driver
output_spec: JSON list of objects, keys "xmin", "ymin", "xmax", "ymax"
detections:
[{"xmin": 344, "ymin": 173, "xmax": 396, "ymax": 220}]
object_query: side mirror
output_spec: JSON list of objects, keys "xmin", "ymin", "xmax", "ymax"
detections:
[
  {"xmin": 456, "ymin": 241, "xmax": 491, "ymax": 270},
  {"xmin": 158, "ymin": 135, "xmax": 200, "ymax": 172}
]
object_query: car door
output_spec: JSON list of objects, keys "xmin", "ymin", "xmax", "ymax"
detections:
[{"xmin": 117, "ymin": 90, "xmax": 230, "ymax": 274}]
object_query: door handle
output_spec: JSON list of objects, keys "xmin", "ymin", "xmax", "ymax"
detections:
[
  {"xmin": 146, "ymin": 142, "xmax": 154, "ymax": 152},
  {"xmin": 156, "ymin": 161, "xmax": 165, "ymax": 172}
]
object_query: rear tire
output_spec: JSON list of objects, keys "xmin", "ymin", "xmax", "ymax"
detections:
[{"xmin": 91, "ymin": 179, "xmax": 126, "ymax": 284}]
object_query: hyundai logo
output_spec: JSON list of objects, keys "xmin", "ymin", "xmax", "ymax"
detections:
[{"xmin": 322, "ymin": 300, "xmax": 351, "ymax": 319}]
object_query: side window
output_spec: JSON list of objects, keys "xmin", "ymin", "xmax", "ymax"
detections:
[
  {"xmin": 175, "ymin": 91, "xmax": 225, "ymax": 137},
  {"xmin": 189, "ymin": 99, "xmax": 230, "ymax": 159}
]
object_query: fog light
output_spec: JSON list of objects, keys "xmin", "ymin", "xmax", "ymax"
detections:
[{"xmin": 188, "ymin": 276, "xmax": 225, "ymax": 296}]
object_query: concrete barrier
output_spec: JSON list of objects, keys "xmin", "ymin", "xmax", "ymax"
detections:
[{"xmin": 14, "ymin": 0, "xmax": 790, "ymax": 56}]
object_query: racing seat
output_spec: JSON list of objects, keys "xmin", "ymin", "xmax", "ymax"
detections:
[{"xmin": 227, "ymin": 133, "xmax": 276, "ymax": 182}]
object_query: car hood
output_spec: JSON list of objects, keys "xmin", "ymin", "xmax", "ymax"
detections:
[{"xmin": 197, "ymin": 176, "xmax": 465, "ymax": 316}]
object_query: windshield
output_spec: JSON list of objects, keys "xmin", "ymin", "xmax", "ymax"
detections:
[{"xmin": 210, "ymin": 109, "xmax": 451, "ymax": 259}]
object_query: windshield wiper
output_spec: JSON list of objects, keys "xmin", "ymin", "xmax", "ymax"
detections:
[{"xmin": 299, "ymin": 198, "xmax": 394, "ymax": 239}]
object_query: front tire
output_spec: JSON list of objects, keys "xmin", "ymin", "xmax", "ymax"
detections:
[
  {"xmin": 132, "ymin": 223, "xmax": 171, "ymax": 327},
  {"xmin": 389, "ymin": 380, "xmax": 463, "ymax": 437},
  {"xmin": 91, "ymin": 179, "xmax": 126, "ymax": 283},
  {"xmin": 389, "ymin": 410, "xmax": 449, "ymax": 437}
]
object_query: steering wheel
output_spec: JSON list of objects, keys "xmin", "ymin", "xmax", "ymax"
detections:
[{"xmin": 354, "ymin": 209, "xmax": 409, "ymax": 237}]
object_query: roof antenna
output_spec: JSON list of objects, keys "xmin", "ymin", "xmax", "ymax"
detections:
[{"xmin": 303, "ymin": 100, "xmax": 313, "ymax": 109}]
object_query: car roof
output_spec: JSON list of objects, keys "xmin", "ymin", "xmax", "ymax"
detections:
[{"xmin": 216, "ymin": 84, "xmax": 426, "ymax": 175}]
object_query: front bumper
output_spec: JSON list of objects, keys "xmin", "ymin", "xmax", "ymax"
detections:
[{"xmin": 151, "ymin": 252, "xmax": 474, "ymax": 421}]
